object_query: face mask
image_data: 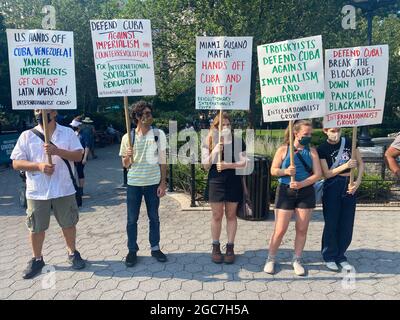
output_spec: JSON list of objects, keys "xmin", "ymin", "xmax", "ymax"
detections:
[
  {"xmin": 221, "ymin": 127, "xmax": 232, "ymax": 143},
  {"xmin": 327, "ymin": 132, "xmax": 341, "ymax": 142},
  {"xmin": 299, "ymin": 136, "xmax": 312, "ymax": 146},
  {"xmin": 35, "ymin": 113, "xmax": 52, "ymax": 125}
]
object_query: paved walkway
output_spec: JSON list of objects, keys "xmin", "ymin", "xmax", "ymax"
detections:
[{"xmin": 0, "ymin": 145, "xmax": 399, "ymax": 300}]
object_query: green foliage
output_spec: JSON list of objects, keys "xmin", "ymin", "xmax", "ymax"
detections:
[
  {"xmin": 1, "ymin": 0, "xmax": 400, "ymax": 131},
  {"xmin": 357, "ymin": 174, "xmax": 395, "ymax": 201},
  {"xmin": 0, "ymin": 0, "xmax": 123, "ymax": 115},
  {"xmin": 171, "ymin": 162, "xmax": 208, "ymax": 196},
  {"xmin": 153, "ymin": 110, "xmax": 188, "ymax": 132},
  {"xmin": 270, "ymin": 174, "xmax": 396, "ymax": 204},
  {"xmin": 0, "ymin": 111, "xmax": 20, "ymax": 131},
  {"xmin": 270, "ymin": 176, "xmax": 279, "ymax": 202}
]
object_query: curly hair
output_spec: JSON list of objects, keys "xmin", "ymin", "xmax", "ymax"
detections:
[{"xmin": 130, "ymin": 101, "xmax": 153, "ymax": 125}]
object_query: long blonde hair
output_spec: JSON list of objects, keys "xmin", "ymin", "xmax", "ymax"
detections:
[{"xmin": 283, "ymin": 120, "xmax": 312, "ymax": 145}]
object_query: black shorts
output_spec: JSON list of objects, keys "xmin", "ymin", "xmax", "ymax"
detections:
[
  {"xmin": 208, "ymin": 170, "xmax": 242, "ymax": 203},
  {"xmin": 75, "ymin": 161, "xmax": 85, "ymax": 179},
  {"xmin": 274, "ymin": 183, "xmax": 315, "ymax": 210}
]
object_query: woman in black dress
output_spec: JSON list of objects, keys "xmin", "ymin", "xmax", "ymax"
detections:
[{"xmin": 202, "ymin": 112, "xmax": 247, "ymax": 264}]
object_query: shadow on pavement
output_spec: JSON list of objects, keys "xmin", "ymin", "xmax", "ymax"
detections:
[{"xmin": 50, "ymin": 248, "xmax": 399, "ymax": 282}]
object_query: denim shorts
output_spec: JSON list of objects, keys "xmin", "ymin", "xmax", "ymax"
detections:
[{"xmin": 274, "ymin": 183, "xmax": 316, "ymax": 210}]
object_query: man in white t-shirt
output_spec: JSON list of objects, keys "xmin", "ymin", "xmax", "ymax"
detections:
[
  {"xmin": 385, "ymin": 134, "xmax": 400, "ymax": 178},
  {"xmin": 11, "ymin": 109, "xmax": 86, "ymax": 279}
]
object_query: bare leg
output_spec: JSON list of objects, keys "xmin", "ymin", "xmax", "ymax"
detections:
[
  {"xmin": 268, "ymin": 209, "xmax": 293, "ymax": 256},
  {"xmin": 211, "ymin": 203, "xmax": 224, "ymax": 242},
  {"xmin": 62, "ymin": 226, "xmax": 77, "ymax": 255},
  {"xmin": 30, "ymin": 232, "xmax": 45, "ymax": 259},
  {"xmin": 225, "ymin": 202, "xmax": 238, "ymax": 244},
  {"xmin": 294, "ymin": 208, "xmax": 313, "ymax": 257}
]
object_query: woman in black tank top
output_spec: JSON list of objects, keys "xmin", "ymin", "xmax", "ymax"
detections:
[{"xmin": 202, "ymin": 112, "xmax": 247, "ymax": 265}]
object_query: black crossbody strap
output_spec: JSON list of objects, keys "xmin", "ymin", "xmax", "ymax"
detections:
[
  {"xmin": 295, "ymin": 150, "xmax": 313, "ymax": 175},
  {"xmin": 30, "ymin": 129, "xmax": 78, "ymax": 187}
]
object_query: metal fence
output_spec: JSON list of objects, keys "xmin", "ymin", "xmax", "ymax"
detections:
[{"xmin": 167, "ymin": 150, "xmax": 400, "ymax": 207}]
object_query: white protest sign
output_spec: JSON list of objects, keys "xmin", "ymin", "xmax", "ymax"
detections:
[
  {"xmin": 324, "ymin": 45, "xmax": 389, "ymax": 128},
  {"xmin": 6, "ymin": 29, "xmax": 76, "ymax": 110},
  {"xmin": 90, "ymin": 19, "xmax": 156, "ymax": 97},
  {"xmin": 196, "ymin": 36, "xmax": 253, "ymax": 110},
  {"xmin": 257, "ymin": 35, "xmax": 326, "ymax": 122}
]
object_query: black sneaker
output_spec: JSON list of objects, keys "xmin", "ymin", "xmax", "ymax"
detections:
[
  {"xmin": 151, "ymin": 250, "xmax": 167, "ymax": 262},
  {"xmin": 23, "ymin": 257, "xmax": 45, "ymax": 279},
  {"xmin": 125, "ymin": 251, "xmax": 137, "ymax": 267},
  {"xmin": 68, "ymin": 250, "xmax": 86, "ymax": 270}
]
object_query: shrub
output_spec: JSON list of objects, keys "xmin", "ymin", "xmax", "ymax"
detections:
[
  {"xmin": 171, "ymin": 162, "xmax": 208, "ymax": 196},
  {"xmin": 153, "ymin": 111, "xmax": 188, "ymax": 132},
  {"xmin": 253, "ymin": 136, "xmax": 282, "ymax": 159},
  {"xmin": 357, "ymin": 174, "xmax": 395, "ymax": 201}
]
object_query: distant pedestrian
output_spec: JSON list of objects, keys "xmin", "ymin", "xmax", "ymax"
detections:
[
  {"xmin": 70, "ymin": 120, "xmax": 90, "ymax": 195},
  {"xmin": 80, "ymin": 117, "xmax": 97, "ymax": 159}
]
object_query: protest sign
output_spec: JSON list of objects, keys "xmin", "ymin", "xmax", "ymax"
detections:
[
  {"xmin": 196, "ymin": 36, "xmax": 253, "ymax": 110},
  {"xmin": 324, "ymin": 45, "xmax": 389, "ymax": 128},
  {"xmin": 6, "ymin": 29, "xmax": 77, "ymax": 110},
  {"xmin": 90, "ymin": 19, "xmax": 156, "ymax": 97},
  {"xmin": 257, "ymin": 35, "xmax": 325, "ymax": 122}
]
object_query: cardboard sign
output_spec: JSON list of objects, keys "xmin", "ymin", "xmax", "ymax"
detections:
[
  {"xmin": 324, "ymin": 45, "xmax": 389, "ymax": 128},
  {"xmin": 90, "ymin": 19, "xmax": 156, "ymax": 97},
  {"xmin": 6, "ymin": 29, "xmax": 77, "ymax": 110},
  {"xmin": 257, "ymin": 35, "xmax": 326, "ymax": 122},
  {"xmin": 196, "ymin": 36, "xmax": 253, "ymax": 110}
]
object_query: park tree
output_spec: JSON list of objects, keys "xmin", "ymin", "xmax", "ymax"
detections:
[
  {"xmin": 0, "ymin": 14, "xmax": 11, "ymax": 111},
  {"xmin": 0, "ymin": 0, "xmax": 124, "ymax": 114},
  {"xmin": 120, "ymin": 0, "xmax": 366, "ymax": 126},
  {"xmin": 0, "ymin": 0, "xmax": 399, "ymax": 131}
]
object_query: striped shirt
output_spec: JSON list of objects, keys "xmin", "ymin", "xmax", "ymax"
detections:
[{"xmin": 119, "ymin": 128, "xmax": 166, "ymax": 187}]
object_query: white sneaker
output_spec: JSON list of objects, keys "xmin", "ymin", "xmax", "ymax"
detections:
[
  {"xmin": 325, "ymin": 262, "xmax": 339, "ymax": 272},
  {"xmin": 339, "ymin": 261, "xmax": 355, "ymax": 271},
  {"xmin": 263, "ymin": 259, "xmax": 276, "ymax": 274},
  {"xmin": 292, "ymin": 259, "xmax": 306, "ymax": 276}
]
